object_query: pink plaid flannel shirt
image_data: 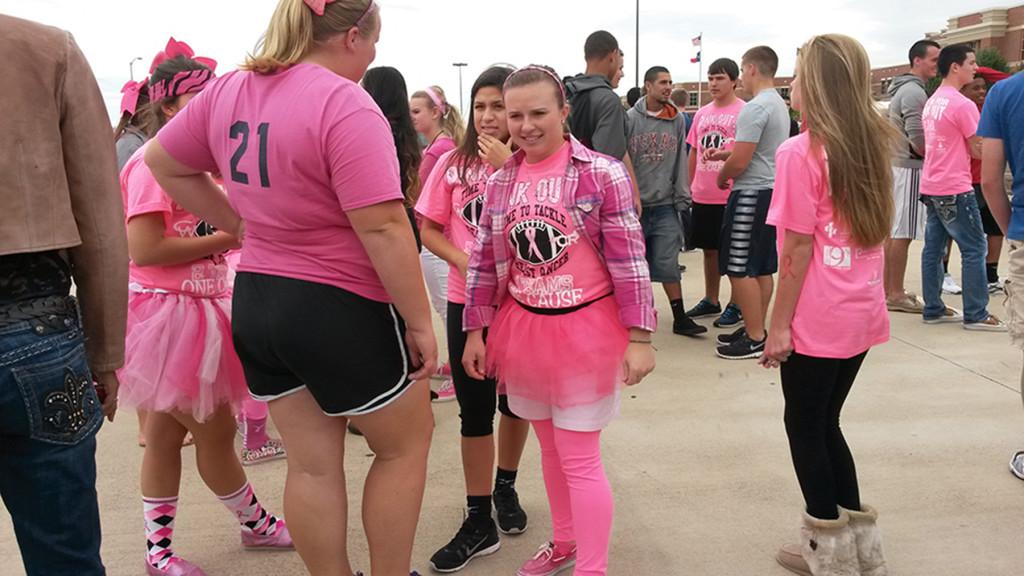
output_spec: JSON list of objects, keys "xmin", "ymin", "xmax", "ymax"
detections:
[{"xmin": 463, "ymin": 136, "xmax": 657, "ymax": 332}]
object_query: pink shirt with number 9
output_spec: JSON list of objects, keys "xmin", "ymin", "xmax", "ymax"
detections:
[
  {"xmin": 157, "ymin": 63, "xmax": 404, "ymax": 303},
  {"xmin": 766, "ymin": 132, "xmax": 890, "ymax": 359}
]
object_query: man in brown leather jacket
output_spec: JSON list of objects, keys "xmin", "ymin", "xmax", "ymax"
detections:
[{"xmin": 0, "ymin": 14, "xmax": 127, "ymax": 576}]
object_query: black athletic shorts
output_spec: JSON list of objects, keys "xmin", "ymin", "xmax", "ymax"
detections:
[
  {"xmin": 719, "ymin": 188, "xmax": 778, "ymax": 278},
  {"xmin": 974, "ymin": 184, "xmax": 1004, "ymax": 237},
  {"xmin": 691, "ymin": 202, "xmax": 727, "ymax": 251},
  {"xmin": 232, "ymin": 272, "xmax": 414, "ymax": 416}
]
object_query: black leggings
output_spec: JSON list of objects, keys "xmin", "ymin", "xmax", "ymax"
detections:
[
  {"xmin": 780, "ymin": 351, "xmax": 866, "ymax": 520},
  {"xmin": 447, "ymin": 302, "xmax": 518, "ymax": 437}
]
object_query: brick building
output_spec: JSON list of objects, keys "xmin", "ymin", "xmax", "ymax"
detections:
[{"xmin": 669, "ymin": 4, "xmax": 1023, "ymax": 112}]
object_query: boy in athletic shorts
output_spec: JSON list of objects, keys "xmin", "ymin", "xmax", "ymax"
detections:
[
  {"xmin": 885, "ymin": 39, "xmax": 939, "ymax": 312},
  {"xmin": 684, "ymin": 58, "xmax": 746, "ymax": 329},
  {"xmin": 708, "ymin": 46, "xmax": 790, "ymax": 360}
]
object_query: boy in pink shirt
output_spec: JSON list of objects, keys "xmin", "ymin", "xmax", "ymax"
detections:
[
  {"xmin": 919, "ymin": 44, "xmax": 1005, "ymax": 331},
  {"xmin": 684, "ymin": 57, "xmax": 746, "ymax": 327}
]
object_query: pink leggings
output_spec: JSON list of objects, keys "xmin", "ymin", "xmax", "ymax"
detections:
[{"xmin": 532, "ymin": 419, "xmax": 613, "ymax": 576}]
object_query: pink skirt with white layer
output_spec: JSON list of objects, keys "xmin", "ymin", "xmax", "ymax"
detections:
[
  {"xmin": 485, "ymin": 296, "xmax": 629, "ymax": 409},
  {"xmin": 118, "ymin": 289, "xmax": 249, "ymax": 422}
]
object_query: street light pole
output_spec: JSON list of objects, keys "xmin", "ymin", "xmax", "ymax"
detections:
[
  {"xmin": 452, "ymin": 62, "xmax": 468, "ymax": 112},
  {"xmin": 129, "ymin": 57, "xmax": 143, "ymax": 81}
]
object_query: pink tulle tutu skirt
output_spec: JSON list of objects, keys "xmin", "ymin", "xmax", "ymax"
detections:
[
  {"xmin": 118, "ymin": 289, "xmax": 248, "ymax": 422},
  {"xmin": 486, "ymin": 296, "xmax": 628, "ymax": 408}
]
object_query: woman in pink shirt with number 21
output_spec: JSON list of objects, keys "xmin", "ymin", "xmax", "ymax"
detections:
[
  {"xmin": 462, "ymin": 65, "xmax": 656, "ymax": 576},
  {"xmin": 145, "ymin": 1, "xmax": 437, "ymax": 575}
]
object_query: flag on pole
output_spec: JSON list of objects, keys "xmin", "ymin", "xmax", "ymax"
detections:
[
  {"xmin": 692, "ymin": 34, "xmax": 702, "ymax": 47},
  {"xmin": 691, "ymin": 51, "xmax": 701, "ymax": 64}
]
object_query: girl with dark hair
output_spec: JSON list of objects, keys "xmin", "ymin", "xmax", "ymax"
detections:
[
  {"xmin": 417, "ymin": 65, "xmax": 532, "ymax": 573},
  {"xmin": 119, "ymin": 39, "xmax": 293, "ymax": 576},
  {"xmin": 463, "ymin": 65, "xmax": 656, "ymax": 576}
]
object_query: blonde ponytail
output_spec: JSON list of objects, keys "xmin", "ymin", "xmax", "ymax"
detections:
[
  {"xmin": 413, "ymin": 86, "xmax": 466, "ymax": 145},
  {"xmin": 243, "ymin": 0, "xmax": 377, "ymax": 75}
]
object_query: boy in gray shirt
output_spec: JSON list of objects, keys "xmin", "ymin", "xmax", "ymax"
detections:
[{"xmin": 706, "ymin": 45, "xmax": 791, "ymax": 359}]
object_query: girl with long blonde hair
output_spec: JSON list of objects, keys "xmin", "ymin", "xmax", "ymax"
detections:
[{"xmin": 760, "ymin": 34, "xmax": 898, "ymax": 575}]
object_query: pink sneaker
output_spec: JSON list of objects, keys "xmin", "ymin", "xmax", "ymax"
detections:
[
  {"xmin": 432, "ymin": 379, "xmax": 456, "ymax": 403},
  {"xmin": 145, "ymin": 557, "xmax": 206, "ymax": 576},
  {"xmin": 517, "ymin": 542, "xmax": 576, "ymax": 576},
  {"xmin": 241, "ymin": 438, "xmax": 287, "ymax": 466},
  {"xmin": 241, "ymin": 519, "xmax": 294, "ymax": 550},
  {"xmin": 432, "ymin": 362, "xmax": 452, "ymax": 381}
]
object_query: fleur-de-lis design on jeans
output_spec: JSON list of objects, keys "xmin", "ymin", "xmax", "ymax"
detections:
[{"xmin": 43, "ymin": 369, "xmax": 96, "ymax": 433}]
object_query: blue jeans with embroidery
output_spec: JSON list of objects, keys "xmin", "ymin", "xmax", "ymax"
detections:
[
  {"xmin": 921, "ymin": 191, "xmax": 991, "ymax": 323},
  {"xmin": 0, "ymin": 300, "xmax": 105, "ymax": 575}
]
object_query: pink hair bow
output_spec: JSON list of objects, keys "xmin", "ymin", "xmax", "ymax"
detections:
[
  {"xmin": 149, "ymin": 37, "xmax": 218, "ymax": 74},
  {"xmin": 303, "ymin": 0, "xmax": 336, "ymax": 16},
  {"xmin": 120, "ymin": 79, "xmax": 147, "ymax": 116}
]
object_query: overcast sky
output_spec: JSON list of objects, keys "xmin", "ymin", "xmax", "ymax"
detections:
[{"xmin": 0, "ymin": 0, "xmax": 1002, "ymax": 119}]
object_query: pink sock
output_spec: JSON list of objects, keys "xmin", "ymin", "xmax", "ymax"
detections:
[
  {"xmin": 143, "ymin": 496, "xmax": 178, "ymax": 569},
  {"xmin": 218, "ymin": 483, "xmax": 281, "ymax": 536},
  {"xmin": 242, "ymin": 398, "xmax": 270, "ymax": 450},
  {"xmin": 534, "ymin": 420, "xmax": 613, "ymax": 576}
]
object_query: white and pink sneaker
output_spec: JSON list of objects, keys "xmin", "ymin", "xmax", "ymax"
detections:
[
  {"xmin": 432, "ymin": 362, "xmax": 452, "ymax": 381},
  {"xmin": 241, "ymin": 519, "xmax": 294, "ymax": 550},
  {"xmin": 145, "ymin": 557, "xmax": 206, "ymax": 576},
  {"xmin": 432, "ymin": 379, "xmax": 456, "ymax": 403},
  {"xmin": 516, "ymin": 541, "xmax": 576, "ymax": 576}
]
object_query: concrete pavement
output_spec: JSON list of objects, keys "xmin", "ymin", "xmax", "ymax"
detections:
[{"xmin": 2, "ymin": 246, "xmax": 1022, "ymax": 575}]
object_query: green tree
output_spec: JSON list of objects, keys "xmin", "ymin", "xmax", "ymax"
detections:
[{"xmin": 976, "ymin": 47, "xmax": 1009, "ymax": 72}]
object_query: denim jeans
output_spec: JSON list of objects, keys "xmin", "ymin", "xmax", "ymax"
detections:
[
  {"xmin": 921, "ymin": 192, "xmax": 990, "ymax": 323},
  {"xmin": 0, "ymin": 300, "xmax": 105, "ymax": 575}
]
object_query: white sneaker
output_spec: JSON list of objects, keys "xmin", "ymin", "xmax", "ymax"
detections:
[
  {"xmin": 988, "ymin": 280, "xmax": 1005, "ymax": 294},
  {"xmin": 942, "ymin": 274, "xmax": 963, "ymax": 295}
]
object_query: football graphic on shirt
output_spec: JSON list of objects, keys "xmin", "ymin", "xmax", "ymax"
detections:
[
  {"xmin": 460, "ymin": 195, "xmax": 485, "ymax": 231},
  {"xmin": 509, "ymin": 220, "xmax": 578, "ymax": 265},
  {"xmin": 700, "ymin": 131, "xmax": 727, "ymax": 150}
]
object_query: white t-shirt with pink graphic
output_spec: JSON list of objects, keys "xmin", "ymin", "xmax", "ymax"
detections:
[
  {"xmin": 415, "ymin": 150, "xmax": 492, "ymax": 304},
  {"xmin": 504, "ymin": 142, "xmax": 613, "ymax": 309},
  {"xmin": 921, "ymin": 85, "xmax": 979, "ymax": 197},
  {"xmin": 687, "ymin": 98, "xmax": 745, "ymax": 205},
  {"xmin": 121, "ymin": 144, "xmax": 230, "ymax": 297},
  {"xmin": 766, "ymin": 133, "xmax": 889, "ymax": 359}
]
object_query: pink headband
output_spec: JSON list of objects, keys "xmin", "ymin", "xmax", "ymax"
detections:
[
  {"xmin": 304, "ymin": 0, "xmax": 377, "ymax": 25},
  {"xmin": 424, "ymin": 86, "xmax": 448, "ymax": 115},
  {"xmin": 148, "ymin": 37, "xmax": 218, "ymax": 103},
  {"xmin": 120, "ymin": 79, "xmax": 148, "ymax": 116},
  {"xmin": 505, "ymin": 65, "xmax": 566, "ymax": 101}
]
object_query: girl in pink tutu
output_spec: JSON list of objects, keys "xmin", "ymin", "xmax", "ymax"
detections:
[
  {"xmin": 118, "ymin": 40, "xmax": 292, "ymax": 576},
  {"xmin": 462, "ymin": 65, "xmax": 657, "ymax": 576}
]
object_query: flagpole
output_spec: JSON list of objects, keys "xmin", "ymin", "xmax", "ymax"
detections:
[{"xmin": 698, "ymin": 33, "xmax": 703, "ymax": 109}]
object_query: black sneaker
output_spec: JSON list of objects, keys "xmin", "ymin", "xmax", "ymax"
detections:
[
  {"xmin": 715, "ymin": 332, "xmax": 765, "ymax": 360},
  {"xmin": 492, "ymin": 486, "xmax": 528, "ymax": 534},
  {"xmin": 716, "ymin": 327, "xmax": 746, "ymax": 345},
  {"xmin": 673, "ymin": 314, "xmax": 708, "ymax": 337},
  {"xmin": 686, "ymin": 298, "xmax": 722, "ymax": 319},
  {"xmin": 429, "ymin": 517, "xmax": 501, "ymax": 573},
  {"xmin": 713, "ymin": 303, "xmax": 744, "ymax": 328}
]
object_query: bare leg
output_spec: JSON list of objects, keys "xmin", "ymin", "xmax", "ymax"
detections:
[
  {"xmin": 170, "ymin": 406, "xmax": 248, "ymax": 497},
  {"xmin": 884, "ymin": 238, "xmax": 913, "ymax": 298},
  {"xmin": 497, "ymin": 414, "xmax": 530, "ymax": 472},
  {"xmin": 758, "ymin": 275, "xmax": 774, "ymax": 320},
  {"xmin": 137, "ymin": 409, "xmax": 149, "ymax": 447},
  {"xmin": 140, "ymin": 412, "xmax": 187, "ymax": 498},
  {"xmin": 350, "ymin": 380, "xmax": 434, "ymax": 576},
  {"xmin": 461, "ymin": 436, "xmax": 495, "ymax": 496},
  {"xmin": 269, "ymin": 390, "xmax": 352, "ymax": 576},
  {"xmin": 663, "ymin": 282, "xmax": 682, "ymax": 301},
  {"xmin": 703, "ymin": 250, "xmax": 721, "ymax": 305},
  {"xmin": 730, "ymin": 276, "xmax": 766, "ymax": 341}
]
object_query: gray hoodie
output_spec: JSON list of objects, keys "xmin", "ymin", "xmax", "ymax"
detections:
[
  {"xmin": 625, "ymin": 97, "xmax": 690, "ymax": 209},
  {"xmin": 566, "ymin": 74, "xmax": 628, "ymax": 160},
  {"xmin": 888, "ymin": 74, "xmax": 928, "ymax": 168}
]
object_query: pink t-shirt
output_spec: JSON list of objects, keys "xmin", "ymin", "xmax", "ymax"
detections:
[
  {"xmin": 415, "ymin": 150, "xmax": 492, "ymax": 304},
  {"xmin": 504, "ymin": 142, "xmax": 613, "ymax": 309},
  {"xmin": 157, "ymin": 63, "xmax": 404, "ymax": 303},
  {"xmin": 687, "ymin": 98, "xmax": 745, "ymax": 205},
  {"xmin": 921, "ymin": 86, "xmax": 979, "ymax": 197},
  {"xmin": 121, "ymin": 144, "xmax": 230, "ymax": 297},
  {"xmin": 419, "ymin": 136, "xmax": 457, "ymax": 186},
  {"xmin": 766, "ymin": 133, "xmax": 889, "ymax": 359}
]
